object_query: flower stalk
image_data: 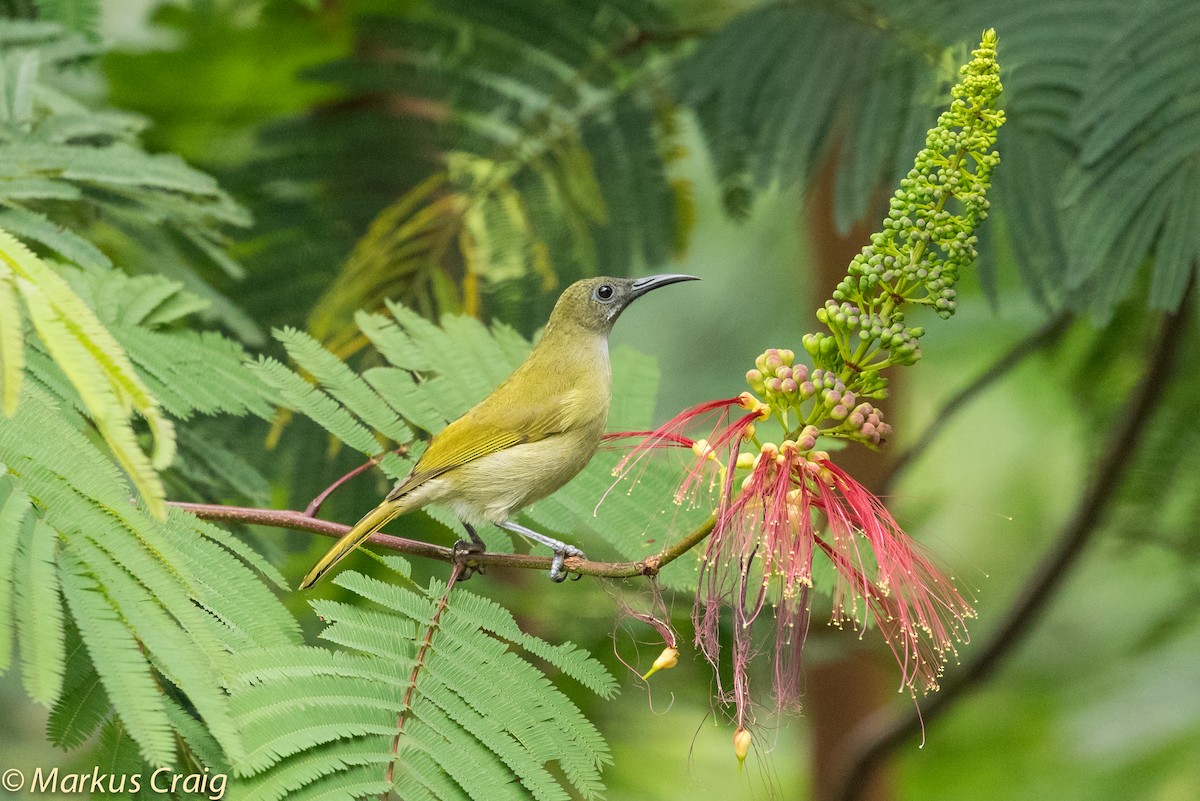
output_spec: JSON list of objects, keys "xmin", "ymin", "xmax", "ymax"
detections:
[{"xmin": 610, "ymin": 31, "xmax": 1004, "ymax": 737}]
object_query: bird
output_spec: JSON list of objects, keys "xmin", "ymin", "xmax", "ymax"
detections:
[{"xmin": 299, "ymin": 273, "xmax": 699, "ymax": 588}]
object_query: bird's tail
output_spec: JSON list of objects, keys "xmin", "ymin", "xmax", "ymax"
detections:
[{"xmin": 299, "ymin": 501, "xmax": 404, "ymax": 590}]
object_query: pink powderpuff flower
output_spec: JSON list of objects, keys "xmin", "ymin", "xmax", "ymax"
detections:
[
  {"xmin": 700, "ymin": 445, "xmax": 975, "ymax": 724},
  {"xmin": 605, "ymin": 393, "xmax": 769, "ymax": 507},
  {"xmin": 608, "ymin": 398, "xmax": 974, "ymax": 729}
]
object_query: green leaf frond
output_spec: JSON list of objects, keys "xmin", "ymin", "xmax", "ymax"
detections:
[
  {"xmin": 0, "ymin": 227, "xmax": 176, "ymax": 516},
  {"xmin": 229, "ymin": 563, "xmax": 613, "ymax": 801},
  {"xmin": 678, "ymin": 2, "xmax": 941, "ymax": 227},
  {"xmin": 304, "ymin": 0, "xmax": 692, "ymax": 346},
  {"xmin": 1058, "ymin": 0, "xmax": 1200, "ymax": 314},
  {"xmin": 0, "ymin": 22, "xmax": 255, "ymax": 336},
  {"xmin": 1, "ymin": 380, "xmax": 302, "ymax": 772}
]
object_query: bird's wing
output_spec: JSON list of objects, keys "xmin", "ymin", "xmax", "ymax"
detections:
[{"xmin": 386, "ymin": 387, "xmax": 585, "ymax": 501}]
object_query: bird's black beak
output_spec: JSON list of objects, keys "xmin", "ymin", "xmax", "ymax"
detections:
[{"xmin": 629, "ymin": 273, "xmax": 700, "ymax": 299}]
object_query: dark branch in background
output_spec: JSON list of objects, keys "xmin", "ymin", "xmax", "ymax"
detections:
[
  {"xmin": 171, "ymin": 501, "xmax": 715, "ymax": 580},
  {"xmin": 879, "ymin": 311, "xmax": 1071, "ymax": 495},
  {"xmin": 832, "ymin": 300, "xmax": 1191, "ymax": 801}
]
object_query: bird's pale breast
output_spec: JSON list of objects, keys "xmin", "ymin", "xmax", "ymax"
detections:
[{"xmin": 437, "ymin": 418, "xmax": 606, "ymax": 525}]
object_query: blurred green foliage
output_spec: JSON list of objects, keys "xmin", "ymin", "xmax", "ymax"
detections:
[{"xmin": 1, "ymin": 1, "xmax": 1199, "ymax": 800}]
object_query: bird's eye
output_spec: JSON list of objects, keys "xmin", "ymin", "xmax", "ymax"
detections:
[{"xmin": 595, "ymin": 284, "xmax": 615, "ymax": 301}]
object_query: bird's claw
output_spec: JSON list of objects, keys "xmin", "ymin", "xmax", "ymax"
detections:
[
  {"xmin": 451, "ymin": 538, "xmax": 486, "ymax": 580},
  {"xmin": 548, "ymin": 544, "xmax": 585, "ymax": 583}
]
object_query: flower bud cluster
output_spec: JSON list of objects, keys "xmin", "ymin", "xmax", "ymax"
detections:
[
  {"xmin": 817, "ymin": 301, "xmax": 924, "ymax": 366},
  {"xmin": 836, "ymin": 401, "xmax": 892, "ymax": 445},
  {"xmin": 732, "ymin": 33, "xmax": 1001, "ymax": 466},
  {"xmin": 742, "ymin": 348, "xmax": 894, "ymax": 453},
  {"xmin": 834, "ymin": 30, "xmax": 1003, "ymax": 362}
]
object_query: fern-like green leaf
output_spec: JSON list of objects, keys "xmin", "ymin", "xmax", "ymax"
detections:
[
  {"xmin": 249, "ymin": 356, "xmax": 383, "ymax": 456},
  {"xmin": 13, "ymin": 516, "xmax": 65, "ymax": 706},
  {"xmin": 47, "ymin": 621, "xmax": 110, "ymax": 750},
  {"xmin": 58, "ymin": 550, "xmax": 175, "ymax": 765},
  {"xmin": 0, "ymin": 479, "xmax": 31, "ymax": 672},
  {"xmin": 1059, "ymin": 0, "xmax": 1200, "ymax": 313},
  {"xmin": 0, "ymin": 228, "xmax": 177, "ymax": 515},
  {"xmin": 275, "ymin": 326, "xmax": 413, "ymax": 443},
  {"xmin": 0, "ymin": 258, "xmax": 26, "ymax": 415},
  {"xmin": 0, "ymin": 22, "xmax": 254, "ymax": 337},
  {"xmin": 229, "ymin": 562, "xmax": 613, "ymax": 800}
]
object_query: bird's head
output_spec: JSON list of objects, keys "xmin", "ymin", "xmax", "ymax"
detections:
[{"xmin": 547, "ymin": 274, "xmax": 700, "ymax": 335}]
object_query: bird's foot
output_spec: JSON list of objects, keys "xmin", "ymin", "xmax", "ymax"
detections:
[
  {"xmin": 498, "ymin": 521, "xmax": 585, "ymax": 582},
  {"xmin": 452, "ymin": 524, "xmax": 487, "ymax": 580},
  {"xmin": 548, "ymin": 543, "xmax": 586, "ymax": 583}
]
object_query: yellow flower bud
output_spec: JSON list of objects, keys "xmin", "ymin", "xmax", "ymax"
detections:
[
  {"xmin": 692, "ymin": 439, "xmax": 716, "ymax": 461},
  {"xmin": 737, "ymin": 392, "xmax": 771, "ymax": 420},
  {"xmin": 735, "ymin": 452, "xmax": 755, "ymax": 470},
  {"xmin": 733, "ymin": 726, "xmax": 751, "ymax": 772},
  {"xmin": 641, "ymin": 646, "xmax": 679, "ymax": 680}
]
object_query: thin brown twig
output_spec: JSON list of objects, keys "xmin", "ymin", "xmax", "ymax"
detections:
[
  {"xmin": 171, "ymin": 500, "xmax": 715, "ymax": 580},
  {"xmin": 303, "ymin": 446, "xmax": 408, "ymax": 517},
  {"xmin": 384, "ymin": 560, "xmax": 465, "ymax": 798},
  {"xmin": 831, "ymin": 302, "xmax": 1191, "ymax": 801}
]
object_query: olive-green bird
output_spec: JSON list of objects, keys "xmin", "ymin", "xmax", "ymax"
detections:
[{"xmin": 299, "ymin": 274, "xmax": 699, "ymax": 588}]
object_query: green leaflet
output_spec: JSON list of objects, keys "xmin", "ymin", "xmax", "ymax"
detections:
[
  {"xmin": 0, "ymin": 479, "xmax": 30, "ymax": 672},
  {"xmin": 47, "ymin": 620, "xmax": 110, "ymax": 750},
  {"xmin": 13, "ymin": 514, "xmax": 65, "ymax": 706},
  {"xmin": 0, "ymin": 259, "xmax": 24, "ymax": 415}
]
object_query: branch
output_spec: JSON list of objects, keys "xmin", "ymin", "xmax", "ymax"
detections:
[
  {"xmin": 170, "ymin": 501, "xmax": 715, "ymax": 580},
  {"xmin": 831, "ymin": 302, "xmax": 1191, "ymax": 801},
  {"xmin": 879, "ymin": 311, "xmax": 1071, "ymax": 495}
]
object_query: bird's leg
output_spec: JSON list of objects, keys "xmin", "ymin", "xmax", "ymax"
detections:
[
  {"xmin": 498, "ymin": 521, "xmax": 585, "ymax": 583},
  {"xmin": 452, "ymin": 523, "xmax": 487, "ymax": 579}
]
